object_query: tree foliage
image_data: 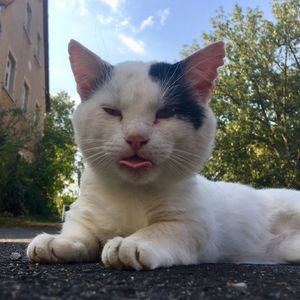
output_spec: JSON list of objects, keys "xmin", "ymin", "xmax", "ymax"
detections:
[
  {"xmin": 0, "ymin": 92, "xmax": 77, "ymax": 217},
  {"xmin": 181, "ymin": 1, "xmax": 300, "ymax": 189},
  {"xmin": 0, "ymin": 108, "xmax": 35, "ymax": 215},
  {"xmin": 32, "ymin": 91, "xmax": 77, "ymax": 216}
]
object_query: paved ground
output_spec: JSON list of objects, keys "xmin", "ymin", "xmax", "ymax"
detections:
[
  {"xmin": 0, "ymin": 227, "xmax": 59, "ymax": 242},
  {"xmin": 1, "ymin": 228, "xmax": 300, "ymax": 299}
]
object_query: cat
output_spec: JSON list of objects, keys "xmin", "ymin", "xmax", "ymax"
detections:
[{"xmin": 27, "ymin": 39, "xmax": 300, "ymax": 270}]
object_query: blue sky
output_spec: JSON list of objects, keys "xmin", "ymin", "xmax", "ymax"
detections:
[{"xmin": 49, "ymin": 0, "xmax": 274, "ymax": 102}]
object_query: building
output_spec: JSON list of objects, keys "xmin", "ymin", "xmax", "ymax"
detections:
[
  {"xmin": 0, "ymin": 0, "xmax": 49, "ymax": 158},
  {"xmin": 0, "ymin": 0, "xmax": 49, "ymax": 123}
]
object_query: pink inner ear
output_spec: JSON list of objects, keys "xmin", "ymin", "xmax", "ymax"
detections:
[
  {"xmin": 68, "ymin": 39, "xmax": 107, "ymax": 100},
  {"xmin": 184, "ymin": 41, "xmax": 225, "ymax": 103}
]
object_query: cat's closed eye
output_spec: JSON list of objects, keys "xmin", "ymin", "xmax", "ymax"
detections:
[
  {"xmin": 103, "ymin": 107, "xmax": 122, "ymax": 118},
  {"xmin": 156, "ymin": 106, "xmax": 177, "ymax": 119}
]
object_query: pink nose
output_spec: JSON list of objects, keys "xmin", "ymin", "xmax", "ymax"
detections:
[{"xmin": 126, "ymin": 135, "xmax": 149, "ymax": 150}]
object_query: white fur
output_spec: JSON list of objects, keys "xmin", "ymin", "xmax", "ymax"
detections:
[{"xmin": 27, "ymin": 61, "xmax": 300, "ymax": 270}]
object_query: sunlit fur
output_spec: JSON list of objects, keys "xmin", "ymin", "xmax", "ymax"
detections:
[{"xmin": 27, "ymin": 55, "xmax": 300, "ymax": 270}]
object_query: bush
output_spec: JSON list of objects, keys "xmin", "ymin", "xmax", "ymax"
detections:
[{"xmin": 0, "ymin": 92, "xmax": 77, "ymax": 218}]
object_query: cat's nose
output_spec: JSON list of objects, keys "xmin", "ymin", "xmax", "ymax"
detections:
[{"xmin": 126, "ymin": 135, "xmax": 149, "ymax": 150}]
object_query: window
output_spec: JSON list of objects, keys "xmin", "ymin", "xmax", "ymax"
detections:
[
  {"xmin": 4, "ymin": 52, "xmax": 16, "ymax": 97},
  {"xmin": 34, "ymin": 101, "xmax": 40, "ymax": 125},
  {"xmin": 22, "ymin": 81, "xmax": 30, "ymax": 112},
  {"xmin": 25, "ymin": 3, "xmax": 32, "ymax": 35},
  {"xmin": 35, "ymin": 33, "xmax": 41, "ymax": 63}
]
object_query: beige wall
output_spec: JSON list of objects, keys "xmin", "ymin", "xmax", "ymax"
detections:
[{"xmin": 0, "ymin": 0, "xmax": 46, "ymax": 127}]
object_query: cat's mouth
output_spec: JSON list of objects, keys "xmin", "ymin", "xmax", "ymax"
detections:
[{"xmin": 119, "ymin": 155, "xmax": 153, "ymax": 170}]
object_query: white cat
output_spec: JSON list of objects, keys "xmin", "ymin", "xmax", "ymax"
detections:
[{"xmin": 27, "ymin": 40, "xmax": 300, "ymax": 270}]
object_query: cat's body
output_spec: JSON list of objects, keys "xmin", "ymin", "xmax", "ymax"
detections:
[{"xmin": 27, "ymin": 40, "xmax": 300, "ymax": 270}]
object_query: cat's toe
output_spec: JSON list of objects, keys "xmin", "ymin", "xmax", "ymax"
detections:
[
  {"xmin": 102, "ymin": 237, "xmax": 157, "ymax": 270},
  {"xmin": 27, "ymin": 233, "xmax": 89, "ymax": 263},
  {"xmin": 27, "ymin": 233, "xmax": 57, "ymax": 263},
  {"xmin": 101, "ymin": 236, "xmax": 123, "ymax": 269},
  {"xmin": 118, "ymin": 239, "xmax": 150, "ymax": 270}
]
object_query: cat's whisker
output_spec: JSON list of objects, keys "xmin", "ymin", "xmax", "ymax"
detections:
[
  {"xmin": 160, "ymin": 64, "xmax": 188, "ymax": 99},
  {"xmin": 89, "ymin": 154, "xmax": 113, "ymax": 170},
  {"xmin": 165, "ymin": 159, "xmax": 186, "ymax": 177},
  {"xmin": 172, "ymin": 152, "xmax": 197, "ymax": 164},
  {"xmin": 82, "ymin": 149, "xmax": 109, "ymax": 157},
  {"xmin": 160, "ymin": 61, "xmax": 183, "ymax": 98},
  {"xmin": 81, "ymin": 141, "xmax": 122, "ymax": 151},
  {"xmin": 161, "ymin": 82, "xmax": 183, "ymax": 99},
  {"xmin": 167, "ymin": 154, "xmax": 195, "ymax": 173},
  {"xmin": 161, "ymin": 54, "xmax": 220, "ymax": 101},
  {"xmin": 170, "ymin": 155, "xmax": 198, "ymax": 171},
  {"xmin": 80, "ymin": 139, "xmax": 113, "ymax": 145},
  {"xmin": 173, "ymin": 148, "xmax": 205, "ymax": 159},
  {"xmin": 159, "ymin": 62, "xmax": 176, "ymax": 93},
  {"xmin": 85, "ymin": 153, "xmax": 109, "ymax": 164},
  {"xmin": 81, "ymin": 145, "xmax": 108, "ymax": 151}
]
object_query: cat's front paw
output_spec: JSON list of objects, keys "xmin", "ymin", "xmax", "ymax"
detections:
[
  {"xmin": 27, "ymin": 233, "xmax": 89, "ymax": 263},
  {"xmin": 101, "ymin": 237, "xmax": 160, "ymax": 270}
]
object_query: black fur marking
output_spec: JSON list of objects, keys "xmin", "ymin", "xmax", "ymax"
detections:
[
  {"xmin": 84, "ymin": 64, "xmax": 114, "ymax": 100},
  {"xmin": 149, "ymin": 62, "xmax": 205, "ymax": 129},
  {"xmin": 98, "ymin": 64, "xmax": 114, "ymax": 86}
]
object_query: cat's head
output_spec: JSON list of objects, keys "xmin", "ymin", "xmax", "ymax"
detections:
[{"xmin": 70, "ymin": 40, "xmax": 225, "ymax": 186}]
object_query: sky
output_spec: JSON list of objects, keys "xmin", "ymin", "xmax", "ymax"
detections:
[{"xmin": 48, "ymin": 0, "xmax": 274, "ymax": 103}]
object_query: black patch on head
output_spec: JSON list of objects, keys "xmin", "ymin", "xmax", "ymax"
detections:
[
  {"xmin": 88, "ymin": 64, "xmax": 114, "ymax": 100},
  {"xmin": 149, "ymin": 62, "xmax": 205, "ymax": 129},
  {"xmin": 98, "ymin": 64, "xmax": 114, "ymax": 86}
]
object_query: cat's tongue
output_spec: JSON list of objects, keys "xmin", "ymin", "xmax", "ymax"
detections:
[{"xmin": 120, "ymin": 155, "xmax": 153, "ymax": 170}]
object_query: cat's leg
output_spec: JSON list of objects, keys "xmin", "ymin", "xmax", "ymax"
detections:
[
  {"xmin": 102, "ymin": 221, "xmax": 210, "ymax": 270},
  {"xmin": 272, "ymin": 232, "xmax": 300, "ymax": 263},
  {"xmin": 27, "ymin": 221, "xmax": 99, "ymax": 263},
  {"xmin": 267, "ymin": 189, "xmax": 300, "ymax": 263}
]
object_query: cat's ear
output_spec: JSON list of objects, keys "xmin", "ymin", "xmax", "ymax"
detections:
[
  {"xmin": 68, "ymin": 39, "xmax": 112, "ymax": 100},
  {"xmin": 183, "ymin": 41, "xmax": 225, "ymax": 103}
]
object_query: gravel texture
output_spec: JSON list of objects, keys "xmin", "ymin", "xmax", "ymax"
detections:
[{"xmin": 1, "ymin": 243, "xmax": 300, "ymax": 299}]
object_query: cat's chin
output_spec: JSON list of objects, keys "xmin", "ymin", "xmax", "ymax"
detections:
[
  {"xmin": 88, "ymin": 162, "xmax": 158, "ymax": 186},
  {"xmin": 115, "ymin": 163, "xmax": 194, "ymax": 187},
  {"xmin": 117, "ymin": 164, "xmax": 159, "ymax": 185}
]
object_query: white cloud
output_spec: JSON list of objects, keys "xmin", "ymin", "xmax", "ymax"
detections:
[
  {"xmin": 96, "ymin": 13, "xmax": 113, "ymax": 24},
  {"xmin": 139, "ymin": 16, "xmax": 154, "ymax": 31},
  {"xmin": 78, "ymin": 0, "xmax": 89, "ymax": 16},
  {"xmin": 117, "ymin": 47, "xmax": 127, "ymax": 55},
  {"xmin": 98, "ymin": 0, "xmax": 125, "ymax": 12},
  {"xmin": 119, "ymin": 17, "xmax": 131, "ymax": 27},
  {"xmin": 53, "ymin": 0, "xmax": 68, "ymax": 10},
  {"xmin": 118, "ymin": 34, "xmax": 146, "ymax": 55},
  {"xmin": 53, "ymin": 0, "xmax": 89, "ymax": 16},
  {"xmin": 115, "ymin": 17, "xmax": 137, "ymax": 33},
  {"xmin": 157, "ymin": 8, "xmax": 170, "ymax": 25}
]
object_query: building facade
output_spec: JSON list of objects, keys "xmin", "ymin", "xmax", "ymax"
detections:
[{"xmin": 0, "ymin": 0, "xmax": 49, "ymax": 124}]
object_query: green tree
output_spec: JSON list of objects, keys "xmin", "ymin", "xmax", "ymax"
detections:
[
  {"xmin": 32, "ymin": 91, "xmax": 77, "ymax": 216},
  {"xmin": 0, "ymin": 92, "xmax": 77, "ymax": 217},
  {"xmin": 0, "ymin": 108, "xmax": 34, "ymax": 215},
  {"xmin": 181, "ymin": 1, "xmax": 300, "ymax": 189}
]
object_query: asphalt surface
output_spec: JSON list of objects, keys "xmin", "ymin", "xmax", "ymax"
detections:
[
  {"xmin": 0, "ymin": 227, "xmax": 59, "ymax": 242},
  {"xmin": 1, "ymin": 229, "xmax": 300, "ymax": 299}
]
